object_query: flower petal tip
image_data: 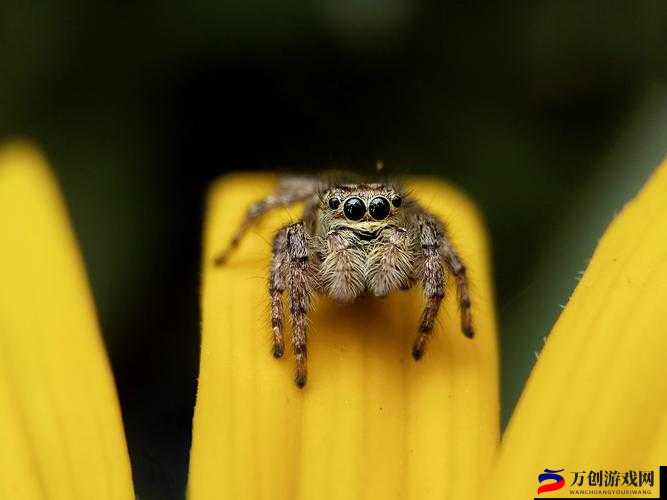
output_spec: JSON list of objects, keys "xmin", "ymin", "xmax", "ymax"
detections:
[{"xmin": 190, "ymin": 172, "xmax": 499, "ymax": 500}]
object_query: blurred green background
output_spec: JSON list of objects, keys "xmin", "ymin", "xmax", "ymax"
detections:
[{"xmin": 2, "ymin": 1, "xmax": 667, "ymax": 498}]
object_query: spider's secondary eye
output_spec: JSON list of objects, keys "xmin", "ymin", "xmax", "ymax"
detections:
[
  {"xmin": 343, "ymin": 197, "xmax": 366, "ymax": 220},
  {"xmin": 328, "ymin": 197, "xmax": 341, "ymax": 209},
  {"xmin": 391, "ymin": 195, "xmax": 402, "ymax": 207},
  {"xmin": 369, "ymin": 197, "xmax": 391, "ymax": 220}
]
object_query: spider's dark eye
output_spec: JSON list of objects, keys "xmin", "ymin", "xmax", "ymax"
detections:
[
  {"xmin": 343, "ymin": 197, "xmax": 366, "ymax": 221},
  {"xmin": 369, "ymin": 197, "xmax": 391, "ymax": 220},
  {"xmin": 328, "ymin": 197, "xmax": 340, "ymax": 209},
  {"xmin": 391, "ymin": 195, "xmax": 402, "ymax": 207}
]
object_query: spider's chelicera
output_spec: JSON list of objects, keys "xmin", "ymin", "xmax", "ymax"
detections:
[{"xmin": 213, "ymin": 176, "xmax": 474, "ymax": 388}]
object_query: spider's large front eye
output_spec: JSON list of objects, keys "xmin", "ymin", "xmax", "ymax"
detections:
[
  {"xmin": 368, "ymin": 197, "xmax": 390, "ymax": 220},
  {"xmin": 328, "ymin": 197, "xmax": 340, "ymax": 209},
  {"xmin": 343, "ymin": 197, "xmax": 366, "ymax": 220}
]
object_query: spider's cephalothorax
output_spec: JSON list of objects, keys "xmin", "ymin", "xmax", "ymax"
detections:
[{"xmin": 214, "ymin": 176, "xmax": 474, "ymax": 388}]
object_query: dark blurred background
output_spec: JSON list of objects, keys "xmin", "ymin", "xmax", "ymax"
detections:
[{"xmin": 2, "ymin": 1, "xmax": 667, "ymax": 498}]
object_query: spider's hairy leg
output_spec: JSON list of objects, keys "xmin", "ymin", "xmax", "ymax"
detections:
[
  {"xmin": 213, "ymin": 196, "xmax": 279, "ymax": 266},
  {"xmin": 286, "ymin": 222, "xmax": 314, "ymax": 388},
  {"xmin": 269, "ymin": 227, "xmax": 288, "ymax": 358},
  {"xmin": 412, "ymin": 215, "xmax": 445, "ymax": 360},
  {"xmin": 213, "ymin": 176, "xmax": 319, "ymax": 266},
  {"xmin": 442, "ymin": 237, "xmax": 474, "ymax": 338}
]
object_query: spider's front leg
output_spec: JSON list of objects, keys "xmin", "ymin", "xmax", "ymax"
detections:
[
  {"xmin": 268, "ymin": 227, "xmax": 288, "ymax": 358},
  {"xmin": 412, "ymin": 214, "xmax": 474, "ymax": 360},
  {"xmin": 412, "ymin": 216, "xmax": 446, "ymax": 360},
  {"xmin": 442, "ymin": 237, "xmax": 474, "ymax": 339},
  {"xmin": 285, "ymin": 222, "xmax": 315, "ymax": 388}
]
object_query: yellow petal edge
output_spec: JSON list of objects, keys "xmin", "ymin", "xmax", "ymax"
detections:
[
  {"xmin": 189, "ymin": 173, "xmax": 498, "ymax": 500},
  {"xmin": 0, "ymin": 142, "xmax": 133, "ymax": 499},
  {"xmin": 486, "ymin": 159, "xmax": 667, "ymax": 500}
]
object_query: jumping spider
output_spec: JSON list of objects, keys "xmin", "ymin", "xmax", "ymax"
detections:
[{"xmin": 214, "ymin": 176, "xmax": 474, "ymax": 388}]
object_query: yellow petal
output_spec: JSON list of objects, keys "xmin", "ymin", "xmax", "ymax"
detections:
[
  {"xmin": 0, "ymin": 143, "xmax": 134, "ymax": 499},
  {"xmin": 189, "ymin": 173, "xmax": 498, "ymax": 500},
  {"xmin": 486, "ymin": 159, "xmax": 667, "ymax": 500}
]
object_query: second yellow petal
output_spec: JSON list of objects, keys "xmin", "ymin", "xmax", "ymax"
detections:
[{"xmin": 486, "ymin": 158, "xmax": 667, "ymax": 500}]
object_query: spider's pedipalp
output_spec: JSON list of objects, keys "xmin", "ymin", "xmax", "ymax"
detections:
[
  {"xmin": 366, "ymin": 226, "xmax": 414, "ymax": 297},
  {"xmin": 321, "ymin": 229, "xmax": 366, "ymax": 302}
]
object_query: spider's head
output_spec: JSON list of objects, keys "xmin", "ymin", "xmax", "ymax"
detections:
[{"xmin": 321, "ymin": 183, "xmax": 405, "ymax": 239}]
